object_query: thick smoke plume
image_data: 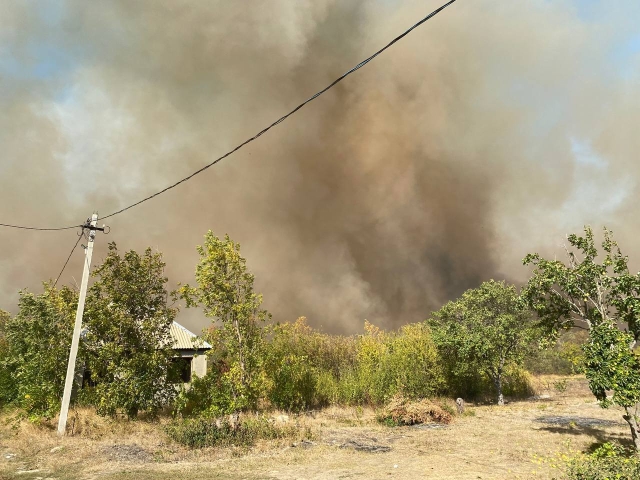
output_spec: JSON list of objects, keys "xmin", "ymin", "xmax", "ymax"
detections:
[{"xmin": 1, "ymin": 1, "xmax": 639, "ymax": 333}]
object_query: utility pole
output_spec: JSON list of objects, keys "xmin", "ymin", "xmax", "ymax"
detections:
[{"xmin": 57, "ymin": 213, "xmax": 103, "ymax": 436}]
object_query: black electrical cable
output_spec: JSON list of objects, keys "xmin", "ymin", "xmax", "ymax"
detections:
[
  {"xmin": 0, "ymin": 222, "xmax": 82, "ymax": 231},
  {"xmin": 99, "ymin": 0, "xmax": 457, "ymax": 221},
  {"xmin": 0, "ymin": 0, "xmax": 458, "ymax": 229},
  {"xmin": 52, "ymin": 233, "xmax": 83, "ymax": 288}
]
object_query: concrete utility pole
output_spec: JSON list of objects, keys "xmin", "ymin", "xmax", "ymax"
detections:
[{"xmin": 57, "ymin": 213, "xmax": 100, "ymax": 436}]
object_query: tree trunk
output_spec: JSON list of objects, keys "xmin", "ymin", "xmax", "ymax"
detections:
[
  {"xmin": 623, "ymin": 406, "xmax": 640, "ymax": 453},
  {"xmin": 493, "ymin": 374, "xmax": 504, "ymax": 406}
]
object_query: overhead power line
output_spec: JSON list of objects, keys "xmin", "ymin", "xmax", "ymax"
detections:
[
  {"xmin": 0, "ymin": 0, "xmax": 458, "ymax": 230},
  {"xmin": 53, "ymin": 232, "xmax": 83, "ymax": 288},
  {"xmin": 0, "ymin": 222, "xmax": 81, "ymax": 231}
]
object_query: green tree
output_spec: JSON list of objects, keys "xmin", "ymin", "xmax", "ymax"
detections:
[
  {"xmin": 428, "ymin": 280, "xmax": 536, "ymax": 405},
  {"xmin": 83, "ymin": 243, "xmax": 178, "ymax": 418},
  {"xmin": 523, "ymin": 226, "xmax": 640, "ymax": 451},
  {"xmin": 2, "ymin": 284, "xmax": 78, "ymax": 417},
  {"xmin": 0, "ymin": 309, "xmax": 17, "ymax": 407},
  {"xmin": 181, "ymin": 232, "xmax": 269, "ymax": 414}
]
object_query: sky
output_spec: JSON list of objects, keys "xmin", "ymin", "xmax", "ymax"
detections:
[{"xmin": 0, "ymin": 0, "xmax": 639, "ymax": 334}]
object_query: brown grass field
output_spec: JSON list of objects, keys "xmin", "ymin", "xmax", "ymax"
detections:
[{"xmin": 0, "ymin": 376, "xmax": 632, "ymax": 480}]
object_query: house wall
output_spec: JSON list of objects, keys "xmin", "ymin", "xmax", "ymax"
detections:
[{"xmin": 192, "ymin": 354, "xmax": 207, "ymax": 378}]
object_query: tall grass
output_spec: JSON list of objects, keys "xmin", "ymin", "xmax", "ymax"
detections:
[
  {"xmin": 261, "ymin": 318, "xmax": 446, "ymax": 411},
  {"xmin": 172, "ymin": 318, "xmax": 534, "ymax": 417}
]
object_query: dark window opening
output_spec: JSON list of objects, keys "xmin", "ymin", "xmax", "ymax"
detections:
[
  {"xmin": 172, "ymin": 357, "xmax": 192, "ymax": 383},
  {"xmin": 82, "ymin": 368, "xmax": 98, "ymax": 388}
]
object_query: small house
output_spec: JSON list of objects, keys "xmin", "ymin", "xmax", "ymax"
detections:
[{"xmin": 170, "ymin": 321, "xmax": 211, "ymax": 384}]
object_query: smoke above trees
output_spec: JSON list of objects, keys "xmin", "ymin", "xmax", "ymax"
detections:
[{"xmin": 0, "ymin": 0, "xmax": 638, "ymax": 333}]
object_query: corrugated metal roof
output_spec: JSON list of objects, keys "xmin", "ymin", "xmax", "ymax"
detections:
[{"xmin": 170, "ymin": 321, "xmax": 212, "ymax": 350}]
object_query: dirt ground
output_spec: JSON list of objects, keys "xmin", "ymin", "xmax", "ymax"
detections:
[{"xmin": 0, "ymin": 376, "xmax": 632, "ymax": 480}]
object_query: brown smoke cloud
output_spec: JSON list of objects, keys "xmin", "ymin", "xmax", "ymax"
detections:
[{"xmin": 0, "ymin": 0, "xmax": 638, "ymax": 333}]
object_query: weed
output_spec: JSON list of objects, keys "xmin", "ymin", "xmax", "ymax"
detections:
[{"xmin": 165, "ymin": 415, "xmax": 301, "ymax": 448}]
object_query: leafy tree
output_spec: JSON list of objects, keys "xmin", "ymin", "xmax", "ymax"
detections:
[
  {"xmin": 2, "ymin": 284, "xmax": 78, "ymax": 417},
  {"xmin": 181, "ymin": 232, "xmax": 269, "ymax": 414},
  {"xmin": 83, "ymin": 243, "xmax": 178, "ymax": 418},
  {"xmin": 0, "ymin": 309, "xmax": 17, "ymax": 406},
  {"xmin": 523, "ymin": 226, "xmax": 640, "ymax": 450},
  {"xmin": 428, "ymin": 280, "xmax": 536, "ymax": 405}
]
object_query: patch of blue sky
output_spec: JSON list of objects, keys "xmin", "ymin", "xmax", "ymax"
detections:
[
  {"xmin": 0, "ymin": 40, "xmax": 81, "ymax": 106},
  {"xmin": 570, "ymin": 137, "xmax": 607, "ymax": 169},
  {"xmin": 572, "ymin": 0, "xmax": 601, "ymax": 21},
  {"xmin": 570, "ymin": 0, "xmax": 640, "ymax": 76},
  {"xmin": 556, "ymin": 137, "xmax": 632, "ymax": 222},
  {"xmin": 0, "ymin": 41, "xmax": 77, "ymax": 81},
  {"xmin": 0, "ymin": 1, "xmax": 82, "ymax": 101},
  {"xmin": 608, "ymin": 33, "xmax": 640, "ymax": 79},
  {"xmin": 34, "ymin": 0, "xmax": 67, "ymax": 27}
]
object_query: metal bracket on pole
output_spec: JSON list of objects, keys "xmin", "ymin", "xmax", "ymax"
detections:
[{"xmin": 56, "ymin": 213, "xmax": 108, "ymax": 436}]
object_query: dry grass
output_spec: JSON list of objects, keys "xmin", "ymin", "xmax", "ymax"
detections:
[
  {"xmin": 378, "ymin": 395, "xmax": 453, "ymax": 425},
  {"xmin": 0, "ymin": 376, "xmax": 632, "ymax": 480}
]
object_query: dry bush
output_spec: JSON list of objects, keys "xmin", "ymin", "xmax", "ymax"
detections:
[{"xmin": 377, "ymin": 394, "xmax": 453, "ymax": 426}]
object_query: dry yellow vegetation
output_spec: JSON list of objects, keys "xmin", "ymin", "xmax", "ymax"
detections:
[{"xmin": 0, "ymin": 376, "xmax": 631, "ymax": 480}]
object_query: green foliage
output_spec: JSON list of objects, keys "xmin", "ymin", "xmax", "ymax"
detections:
[
  {"xmin": 165, "ymin": 415, "xmax": 299, "ymax": 448},
  {"xmin": 564, "ymin": 443, "xmax": 640, "ymax": 480},
  {"xmin": 259, "ymin": 318, "xmax": 443, "ymax": 409},
  {"xmin": 263, "ymin": 319, "xmax": 322, "ymax": 412},
  {"xmin": 180, "ymin": 232, "xmax": 270, "ymax": 414},
  {"xmin": 385, "ymin": 323, "xmax": 445, "ymax": 399},
  {"xmin": 523, "ymin": 226, "xmax": 640, "ymax": 337},
  {"xmin": 266, "ymin": 353, "xmax": 316, "ymax": 412},
  {"xmin": 500, "ymin": 364, "xmax": 535, "ymax": 398},
  {"xmin": 83, "ymin": 243, "xmax": 178, "ymax": 418},
  {"xmin": 523, "ymin": 227, "xmax": 640, "ymax": 449},
  {"xmin": 525, "ymin": 329, "xmax": 587, "ymax": 375},
  {"xmin": 590, "ymin": 441, "xmax": 627, "ymax": 459},
  {"xmin": 0, "ymin": 309, "xmax": 16, "ymax": 407},
  {"xmin": 1, "ymin": 284, "xmax": 78, "ymax": 417},
  {"xmin": 582, "ymin": 321, "xmax": 640, "ymax": 409},
  {"xmin": 173, "ymin": 374, "xmax": 216, "ymax": 417},
  {"xmin": 428, "ymin": 280, "xmax": 536, "ymax": 404},
  {"xmin": 351, "ymin": 322, "xmax": 444, "ymax": 405}
]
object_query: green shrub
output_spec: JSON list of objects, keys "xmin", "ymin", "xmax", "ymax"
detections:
[
  {"xmin": 165, "ymin": 415, "xmax": 299, "ymax": 448},
  {"xmin": 0, "ymin": 310, "xmax": 16, "ymax": 407},
  {"xmin": 172, "ymin": 369, "xmax": 249, "ymax": 417},
  {"xmin": 267, "ymin": 354, "xmax": 316, "ymax": 412},
  {"xmin": 384, "ymin": 323, "xmax": 444, "ymax": 400},
  {"xmin": 313, "ymin": 369, "xmax": 339, "ymax": 406},
  {"xmin": 439, "ymin": 366, "xmax": 489, "ymax": 400},
  {"xmin": 525, "ymin": 329, "xmax": 587, "ymax": 375},
  {"xmin": 335, "ymin": 322, "xmax": 444, "ymax": 406},
  {"xmin": 333, "ymin": 368, "xmax": 367, "ymax": 405},
  {"xmin": 3, "ymin": 285, "xmax": 78, "ymax": 418},
  {"xmin": 263, "ymin": 318, "xmax": 360, "ymax": 410},
  {"xmin": 501, "ymin": 365, "xmax": 535, "ymax": 399},
  {"xmin": 564, "ymin": 443, "xmax": 640, "ymax": 479}
]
